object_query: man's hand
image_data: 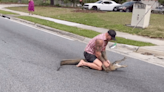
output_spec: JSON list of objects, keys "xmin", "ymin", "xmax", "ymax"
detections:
[
  {"xmin": 107, "ymin": 60, "xmax": 110, "ymax": 64},
  {"xmin": 103, "ymin": 60, "xmax": 110, "ymax": 67},
  {"xmin": 102, "ymin": 51, "xmax": 107, "ymax": 61}
]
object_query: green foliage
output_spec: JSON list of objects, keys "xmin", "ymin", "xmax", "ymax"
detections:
[
  {"xmin": 113, "ymin": 0, "xmax": 126, "ymax": 4},
  {"xmin": 0, "ymin": 0, "xmax": 25, "ymax": 3},
  {"xmin": 159, "ymin": 0, "xmax": 164, "ymax": 5},
  {"xmin": 55, "ymin": 4, "xmax": 61, "ymax": 7},
  {"xmin": 0, "ymin": 0, "xmax": 44, "ymax": 5},
  {"xmin": 0, "ymin": 10, "xmax": 18, "ymax": 15},
  {"xmin": 83, "ymin": 0, "xmax": 98, "ymax": 3},
  {"xmin": 64, "ymin": 0, "xmax": 69, "ymax": 3},
  {"xmin": 18, "ymin": 16, "xmax": 100, "ymax": 38},
  {"xmin": 9, "ymin": 6, "xmax": 164, "ymax": 39},
  {"xmin": 17, "ymin": 16, "xmax": 155, "ymax": 46}
]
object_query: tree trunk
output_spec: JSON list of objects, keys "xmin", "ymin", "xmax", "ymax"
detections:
[
  {"xmin": 18, "ymin": 0, "xmax": 21, "ymax": 3},
  {"xmin": 50, "ymin": 0, "xmax": 54, "ymax": 5}
]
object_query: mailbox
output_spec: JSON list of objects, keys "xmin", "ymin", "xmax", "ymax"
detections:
[{"xmin": 131, "ymin": 2, "xmax": 151, "ymax": 28}]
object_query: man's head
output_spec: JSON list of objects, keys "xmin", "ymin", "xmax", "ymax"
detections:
[{"xmin": 106, "ymin": 29, "xmax": 116, "ymax": 41}]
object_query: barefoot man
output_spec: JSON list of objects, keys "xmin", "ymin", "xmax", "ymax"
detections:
[{"xmin": 77, "ymin": 29, "xmax": 116, "ymax": 70}]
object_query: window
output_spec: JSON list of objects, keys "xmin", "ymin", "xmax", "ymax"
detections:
[
  {"xmin": 95, "ymin": 1, "xmax": 102, "ymax": 4},
  {"xmin": 103, "ymin": 1, "xmax": 112, "ymax": 4}
]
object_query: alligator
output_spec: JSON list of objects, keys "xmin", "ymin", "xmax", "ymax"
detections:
[{"xmin": 57, "ymin": 57, "xmax": 127, "ymax": 73}]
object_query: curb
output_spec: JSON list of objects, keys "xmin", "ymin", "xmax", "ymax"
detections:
[
  {"xmin": 0, "ymin": 14, "xmax": 150, "ymax": 54},
  {"xmin": 0, "ymin": 14, "xmax": 86, "ymax": 41},
  {"xmin": 11, "ymin": 16, "xmax": 86, "ymax": 41},
  {"xmin": 116, "ymin": 44, "xmax": 139, "ymax": 51},
  {"xmin": 137, "ymin": 46, "xmax": 164, "ymax": 56},
  {"xmin": 35, "ymin": 24, "xmax": 85, "ymax": 41}
]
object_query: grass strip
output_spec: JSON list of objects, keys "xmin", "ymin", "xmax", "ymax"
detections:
[
  {"xmin": 17, "ymin": 16, "xmax": 155, "ymax": 46},
  {"xmin": 0, "ymin": 10, "xmax": 18, "ymax": 15},
  {"xmin": 8, "ymin": 6, "xmax": 164, "ymax": 39}
]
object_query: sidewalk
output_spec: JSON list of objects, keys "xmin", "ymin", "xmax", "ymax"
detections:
[{"xmin": 0, "ymin": 4, "xmax": 164, "ymax": 56}]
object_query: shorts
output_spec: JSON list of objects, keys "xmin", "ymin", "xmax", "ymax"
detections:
[{"xmin": 84, "ymin": 51, "xmax": 97, "ymax": 63}]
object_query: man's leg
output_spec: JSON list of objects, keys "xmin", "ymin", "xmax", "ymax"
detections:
[{"xmin": 76, "ymin": 59, "xmax": 102, "ymax": 70}]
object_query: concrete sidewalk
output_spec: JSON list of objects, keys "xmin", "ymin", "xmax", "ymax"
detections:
[{"xmin": 0, "ymin": 4, "xmax": 164, "ymax": 56}]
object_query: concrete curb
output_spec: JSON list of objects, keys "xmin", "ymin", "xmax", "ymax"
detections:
[
  {"xmin": 0, "ymin": 14, "xmax": 140, "ymax": 52},
  {"xmin": 35, "ymin": 24, "xmax": 85, "ymax": 41},
  {"xmin": 2, "ymin": 14, "xmax": 162, "ymax": 56},
  {"xmin": 0, "ymin": 14, "xmax": 86, "ymax": 41},
  {"xmin": 12, "ymin": 16, "xmax": 35, "ymax": 25},
  {"xmin": 137, "ymin": 46, "xmax": 164, "ymax": 56},
  {"xmin": 9, "ymin": 16, "xmax": 85, "ymax": 41},
  {"xmin": 116, "ymin": 44, "xmax": 139, "ymax": 51}
]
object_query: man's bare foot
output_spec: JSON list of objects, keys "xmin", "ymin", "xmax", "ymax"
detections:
[{"xmin": 76, "ymin": 60, "xmax": 85, "ymax": 67}]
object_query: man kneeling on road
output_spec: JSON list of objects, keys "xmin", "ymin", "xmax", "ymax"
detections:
[{"xmin": 77, "ymin": 29, "xmax": 116, "ymax": 70}]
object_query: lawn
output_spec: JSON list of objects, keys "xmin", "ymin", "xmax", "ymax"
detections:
[
  {"xmin": 8, "ymin": 6, "xmax": 164, "ymax": 39},
  {"xmin": 0, "ymin": 10, "xmax": 18, "ymax": 15},
  {"xmin": 0, "ymin": 8, "xmax": 154, "ymax": 46},
  {"xmin": 17, "ymin": 16, "xmax": 154, "ymax": 46}
]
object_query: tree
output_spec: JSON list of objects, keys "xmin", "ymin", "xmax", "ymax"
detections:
[
  {"xmin": 158, "ymin": 0, "xmax": 164, "ymax": 5},
  {"xmin": 50, "ymin": 0, "xmax": 54, "ymax": 5},
  {"xmin": 18, "ymin": 0, "xmax": 21, "ymax": 3},
  {"xmin": 113, "ymin": 0, "xmax": 127, "ymax": 4}
]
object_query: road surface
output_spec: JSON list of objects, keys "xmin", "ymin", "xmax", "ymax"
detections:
[{"xmin": 0, "ymin": 17, "xmax": 164, "ymax": 92}]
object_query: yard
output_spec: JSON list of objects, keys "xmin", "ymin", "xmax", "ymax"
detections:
[{"xmin": 8, "ymin": 6, "xmax": 164, "ymax": 39}]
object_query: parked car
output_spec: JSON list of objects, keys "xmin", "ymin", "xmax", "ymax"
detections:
[
  {"xmin": 113, "ymin": 1, "xmax": 142, "ymax": 12},
  {"xmin": 151, "ymin": 6, "xmax": 164, "ymax": 14},
  {"xmin": 83, "ymin": 0, "xmax": 120, "ymax": 11}
]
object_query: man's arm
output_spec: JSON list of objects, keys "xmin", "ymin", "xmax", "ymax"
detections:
[
  {"xmin": 94, "ymin": 39, "xmax": 106, "ymax": 62},
  {"xmin": 102, "ymin": 51, "xmax": 107, "ymax": 61}
]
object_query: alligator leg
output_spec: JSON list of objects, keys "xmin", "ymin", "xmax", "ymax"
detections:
[{"xmin": 112, "ymin": 57, "xmax": 127, "ymax": 65}]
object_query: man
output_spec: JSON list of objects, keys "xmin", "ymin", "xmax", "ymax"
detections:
[
  {"xmin": 76, "ymin": 29, "xmax": 116, "ymax": 70},
  {"xmin": 79, "ymin": 0, "xmax": 84, "ymax": 6}
]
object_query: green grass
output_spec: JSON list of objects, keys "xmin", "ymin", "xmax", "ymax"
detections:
[
  {"xmin": 0, "ymin": 10, "xmax": 18, "ymax": 15},
  {"xmin": 114, "ymin": 37, "xmax": 154, "ymax": 46},
  {"xmin": 7, "ymin": 6, "xmax": 164, "ymax": 39},
  {"xmin": 18, "ymin": 16, "xmax": 100, "ymax": 38},
  {"xmin": 17, "ymin": 16, "xmax": 154, "ymax": 46}
]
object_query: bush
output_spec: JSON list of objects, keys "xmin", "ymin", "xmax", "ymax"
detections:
[
  {"xmin": 55, "ymin": 4, "xmax": 61, "ymax": 7},
  {"xmin": 0, "ymin": 0, "xmax": 22, "ymax": 3},
  {"xmin": 0, "ymin": 0, "xmax": 44, "ymax": 5}
]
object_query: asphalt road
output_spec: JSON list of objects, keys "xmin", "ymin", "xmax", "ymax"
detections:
[{"xmin": 0, "ymin": 17, "xmax": 164, "ymax": 92}]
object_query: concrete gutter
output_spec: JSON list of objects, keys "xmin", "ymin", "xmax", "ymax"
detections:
[
  {"xmin": 137, "ymin": 46, "xmax": 164, "ymax": 56},
  {"xmin": 0, "ymin": 14, "xmax": 139, "ymax": 51},
  {"xmin": 0, "ymin": 4, "xmax": 164, "ymax": 67},
  {"xmin": 0, "ymin": 14, "xmax": 164, "ymax": 57}
]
